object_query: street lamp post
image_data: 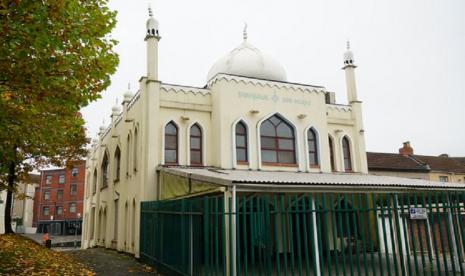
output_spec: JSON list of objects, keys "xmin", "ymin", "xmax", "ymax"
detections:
[{"xmin": 74, "ymin": 213, "xmax": 81, "ymax": 248}]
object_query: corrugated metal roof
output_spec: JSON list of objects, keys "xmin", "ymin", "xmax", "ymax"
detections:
[{"xmin": 161, "ymin": 167, "xmax": 465, "ymax": 190}]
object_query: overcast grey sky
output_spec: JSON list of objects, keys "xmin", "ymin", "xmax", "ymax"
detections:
[{"xmin": 81, "ymin": 0, "xmax": 465, "ymax": 156}]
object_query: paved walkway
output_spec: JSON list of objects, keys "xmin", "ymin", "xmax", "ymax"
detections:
[
  {"xmin": 66, "ymin": 248, "xmax": 158, "ymax": 275},
  {"xmin": 22, "ymin": 233, "xmax": 80, "ymax": 247},
  {"xmin": 22, "ymin": 234, "xmax": 158, "ymax": 274}
]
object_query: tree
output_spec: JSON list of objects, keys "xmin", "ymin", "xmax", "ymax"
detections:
[{"xmin": 0, "ymin": 0, "xmax": 119, "ymax": 233}]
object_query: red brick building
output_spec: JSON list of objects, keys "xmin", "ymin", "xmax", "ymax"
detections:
[{"xmin": 33, "ymin": 160, "xmax": 86, "ymax": 235}]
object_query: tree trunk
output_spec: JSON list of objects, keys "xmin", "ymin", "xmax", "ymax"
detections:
[{"xmin": 4, "ymin": 156, "xmax": 16, "ymax": 234}]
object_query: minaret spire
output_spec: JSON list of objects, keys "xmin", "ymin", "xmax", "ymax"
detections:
[
  {"xmin": 145, "ymin": 5, "xmax": 160, "ymax": 80},
  {"xmin": 342, "ymin": 41, "xmax": 358, "ymax": 103}
]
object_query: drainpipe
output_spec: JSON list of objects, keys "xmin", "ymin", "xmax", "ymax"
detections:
[{"xmin": 231, "ymin": 184, "xmax": 237, "ymax": 276}]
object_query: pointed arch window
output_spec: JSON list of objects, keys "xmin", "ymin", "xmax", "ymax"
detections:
[
  {"xmin": 260, "ymin": 115, "xmax": 296, "ymax": 164},
  {"xmin": 190, "ymin": 124, "xmax": 202, "ymax": 165},
  {"xmin": 126, "ymin": 134, "xmax": 131, "ymax": 176},
  {"xmin": 101, "ymin": 152, "xmax": 109, "ymax": 188},
  {"xmin": 307, "ymin": 128, "xmax": 319, "ymax": 167},
  {"xmin": 342, "ymin": 136, "xmax": 352, "ymax": 172},
  {"xmin": 114, "ymin": 147, "xmax": 121, "ymax": 181},
  {"xmin": 164, "ymin": 122, "xmax": 178, "ymax": 164},
  {"xmin": 329, "ymin": 136, "xmax": 336, "ymax": 171},
  {"xmin": 92, "ymin": 169, "xmax": 97, "ymax": 194},
  {"xmin": 133, "ymin": 128, "xmax": 138, "ymax": 172},
  {"xmin": 235, "ymin": 121, "xmax": 248, "ymax": 163}
]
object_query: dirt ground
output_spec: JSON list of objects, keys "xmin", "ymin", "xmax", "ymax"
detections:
[{"xmin": 66, "ymin": 248, "xmax": 159, "ymax": 275}]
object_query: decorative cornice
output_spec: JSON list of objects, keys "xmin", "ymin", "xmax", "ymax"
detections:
[
  {"xmin": 161, "ymin": 84, "xmax": 211, "ymax": 96},
  {"xmin": 207, "ymin": 74, "xmax": 326, "ymax": 94},
  {"xmin": 326, "ymin": 104, "xmax": 352, "ymax": 112}
]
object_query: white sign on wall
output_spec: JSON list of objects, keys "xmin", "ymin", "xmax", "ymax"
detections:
[{"xmin": 410, "ymin": 207, "xmax": 428, "ymax": 220}]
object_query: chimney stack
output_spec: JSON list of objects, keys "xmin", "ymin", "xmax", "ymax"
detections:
[{"xmin": 399, "ymin": 141, "xmax": 414, "ymax": 156}]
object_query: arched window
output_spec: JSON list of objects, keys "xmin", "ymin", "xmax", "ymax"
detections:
[
  {"xmin": 101, "ymin": 152, "xmax": 109, "ymax": 188},
  {"xmin": 133, "ymin": 128, "xmax": 138, "ymax": 172},
  {"xmin": 329, "ymin": 136, "xmax": 336, "ymax": 171},
  {"xmin": 260, "ymin": 115, "xmax": 296, "ymax": 164},
  {"xmin": 92, "ymin": 169, "xmax": 97, "ymax": 194},
  {"xmin": 235, "ymin": 121, "xmax": 248, "ymax": 163},
  {"xmin": 126, "ymin": 134, "xmax": 131, "ymax": 176},
  {"xmin": 164, "ymin": 122, "xmax": 178, "ymax": 164},
  {"xmin": 342, "ymin": 136, "xmax": 352, "ymax": 172},
  {"xmin": 307, "ymin": 128, "xmax": 319, "ymax": 167},
  {"xmin": 190, "ymin": 124, "xmax": 202, "ymax": 165},
  {"xmin": 114, "ymin": 147, "xmax": 121, "ymax": 181}
]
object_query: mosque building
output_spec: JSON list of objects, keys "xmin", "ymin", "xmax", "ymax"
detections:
[{"xmin": 81, "ymin": 8, "xmax": 461, "ymax": 268}]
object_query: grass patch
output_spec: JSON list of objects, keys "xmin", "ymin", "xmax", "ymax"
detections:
[{"xmin": 0, "ymin": 233, "xmax": 93, "ymax": 275}]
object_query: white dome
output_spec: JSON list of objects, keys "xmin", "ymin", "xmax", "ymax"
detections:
[
  {"xmin": 207, "ymin": 40, "xmax": 287, "ymax": 82},
  {"xmin": 112, "ymin": 104, "xmax": 121, "ymax": 113},
  {"xmin": 123, "ymin": 90, "xmax": 133, "ymax": 101},
  {"xmin": 343, "ymin": 41, "xmax": 356, "ymax": 67},
  {"xmin": 146, "ymin": 7, "xmax": 159, "ymax": 37}
]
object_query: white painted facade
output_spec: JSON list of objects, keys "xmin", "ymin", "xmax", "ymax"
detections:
[{"xmin": 82, "ymin": 9, "xmax": 368, "ymax": 257}]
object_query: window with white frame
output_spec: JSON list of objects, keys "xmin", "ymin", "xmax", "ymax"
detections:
[
  {"xmin": 45, "ymin": 175, "xmax": 52, "ymax": 185},
  {"xmin": 70, "ymin": 184, "xmax": 77, "ymax": 195},
  {"xmin": 260, "ymin": 115, "xmax": 296, "ymax": 164},
  {"xmin": 59, "ymin": 174, "xmax": 65, "ymax": 184},
  {"xmin": 235, "ymin": 121, "xmax": 248, "ymax": 163},
  {"xmin": 43, "ymin": 206, "xmax": 49, "ymax": 216},
  {"xmin": 164, "ymin": 122, "xmax": 178, "ymax": 164},
  {"xmin": 44, "ymin": 190, "xmax": 50, "ymax": 201},
  {"xmin": 57, "ymin": 189, "xmax": 63, "ymax": 200},
  {"xmin": 307, "ymin": 128, "xmax": 319, "ymax": 167},
  {"xmin": 114, "ymin": 147, "xmax": 121, "ymax": 181},
  {"xmin": 101, "ymin": 152, "xmax": 109, "ymax": 188},
  {"xmin": 190, "ymin": 124, "xmax": 203, "ymax": 165},
  {"xmin": 342, "ymin": 136, "xmax": 352, "ymax": 172},
  {"xmin": 71, "ymin": 167, "xmax": 78, "ymax": 177},
  {"xmin": 56, "ymin": 206, "xmax": 63, "ymax": 215},
  {"xmin": 69, "ymin": 202, "xmax": 76, "ymax": 213}
]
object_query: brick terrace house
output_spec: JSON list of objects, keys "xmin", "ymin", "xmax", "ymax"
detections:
[
  {"xmin": 367, "ymin": 141, "xmax": 465, "ymax": 183},
  {"xmin": 367, "ymin": 142, "xmax": 465, "ymax": 257},
  {"xmin": 33, "ymin": 160, "xmax": 85, "ymax": 235}
]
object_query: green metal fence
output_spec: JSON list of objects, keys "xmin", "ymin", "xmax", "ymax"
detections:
[{"xmin": 141, "ymin": 191, "xmax": 465, "ymax": 275}]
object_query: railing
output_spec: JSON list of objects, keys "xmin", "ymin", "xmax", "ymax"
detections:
[
  {"xmin": 127, "ymin": 91, "xmax": 140, "ymax": 111},
  {"xmin": 141, "ymin": 191, "xmax": 465, "ymax": 275},
  {"xmin": 115, "ymin": 113, "xmax": 123, "ymax": 126},
  {"xmin": 102, "ymin": 126, "xmax": 111, "ymax": 139}
]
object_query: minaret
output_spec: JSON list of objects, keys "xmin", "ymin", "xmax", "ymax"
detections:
[
  {"xmin": 342, "ymin": 41, "xmax": 358, "ymax": 103},
  {"xmin": 342, "ymin": 41, "xmax": 368, "ymax": 173},
  {"xmin": 145, "ymin": 6, "xmax": 160, "ymax": 80}
]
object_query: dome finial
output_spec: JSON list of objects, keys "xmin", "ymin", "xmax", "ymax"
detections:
[
  {"xmin": 128, "ymin": 82, "xmax": 131, "ymax": 90},
  {"xmin": 243, "ymin": 23, "xmax": 248, "ymax": 41},
  {"xmin": 346, "ymin": 40, "xmax": 350, "ymax": 50},
  {"xmin": 148, "ymin": 4, "xmax": 153, "ymax": 17}
]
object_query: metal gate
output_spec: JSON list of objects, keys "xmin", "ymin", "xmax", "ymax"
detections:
[{"xmin": 140, "ymin": 191, "xmax": 465, "ymax": 275}]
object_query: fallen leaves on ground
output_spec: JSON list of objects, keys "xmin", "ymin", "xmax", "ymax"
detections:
[
  {"xmin": 0, "ymin": 234, "xmax": 94, "ymax": 275},
  {"xmin": 142, "ymin": 264, "xmax": 154, "ymax": 272}
]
